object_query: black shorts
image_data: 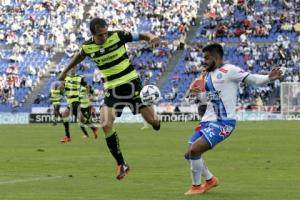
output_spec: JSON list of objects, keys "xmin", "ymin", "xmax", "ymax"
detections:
[
  {"xmin": 104, "ymin": 78, "xmax": 146, "ymax": 117},
  {"xmin": 67, "ymin": 102, "xmax": 80, "ymax": 118},
  {"xmin": 53, "ymin": 104, "xmax": 60, "ymax": 113},
  {"xmin": 81, "ymin": 106, "xmax": 91, "ymax": 120},
  {"xmin": 198, "ymin": 104, "xmax": 207, "ymax": 117}
]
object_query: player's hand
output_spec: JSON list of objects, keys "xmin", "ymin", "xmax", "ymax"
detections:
[
  {"xmin": 268, "ymin": 67, "xmax": 282, "ymax": 81},
  {"xmin": 190, "ymin": 78, "xmax": 205, "ymax": 94}
]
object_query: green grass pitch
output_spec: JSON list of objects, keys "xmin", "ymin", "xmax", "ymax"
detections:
[{"xmin": 0, "ymin": 121, "xmax": 299, "ymax": 200}]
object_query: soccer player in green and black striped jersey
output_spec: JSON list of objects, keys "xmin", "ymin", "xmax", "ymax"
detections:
[
  {"xmin": 50, "ymin": 81, "xmax": 63, "ymax": 125},
  {"xmin": 60, "ymin": 68, "xmax": 90, "ymax": 142},
  {"xmin": 78, "ymin": 83, "xmax": 99, "ymax": 139},
  {"xmin": 59, "ymin": 18, "xmax": 161, "ymax": 180}
]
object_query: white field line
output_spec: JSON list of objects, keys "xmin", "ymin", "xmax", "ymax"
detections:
[{"xmin": 0, "ymin": 176, "xmax": 62, "ymax": 185}]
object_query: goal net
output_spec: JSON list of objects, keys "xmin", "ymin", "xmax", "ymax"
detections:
[{"xmin": 281, "ymin": 82, "xmax": 300, "ymax": 116}]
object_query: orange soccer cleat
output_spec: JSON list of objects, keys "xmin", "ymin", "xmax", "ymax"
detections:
[
  {"xmin": 116, "ymin": 164, "xmax": 130, "ymax": 180},
  {"xmin": 184, "ymin": 185, "xmax": 206, "ymax": 195},
  {"xmin": 60, "ymin": 136, "xmax": 71, "ymax": 143},
  {"xmin": 202, "ymin": 176, "xmax": 219, "ymax": 192}
]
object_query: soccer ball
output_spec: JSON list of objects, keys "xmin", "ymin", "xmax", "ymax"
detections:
[{"xmin": 140, "ymin": 85, "xmax": 161, "ymax": 105}]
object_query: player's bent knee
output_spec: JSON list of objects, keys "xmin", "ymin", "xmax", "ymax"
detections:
[
  {"xmin": 189, "ymin": 147, "xmax": 201, "ymax": 157},
  {"xmin": 62, "ymin": 113, "xmax": 69, "ymax": 118},
  {"xmin": 102, "ymin": 123, "xmax": 113, "ymax": 130},
  {"xmin": 102, "ymin": 120, "xmax": 114, "ymax": 133},
  {"xmin": 184, "ymin": 152, "xmax": 190, "ymax": 160}
]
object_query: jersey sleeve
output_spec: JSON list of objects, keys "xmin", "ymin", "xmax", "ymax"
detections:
[
  {"xmin": 227, "ymin": 65, "xmax": 250, "ymax": 83},
  {"xmin": 80, "ymin": 46, "xmax": 87, "ymax": 56},
  {"xmin": 117, "ymin": 31, "xmax": 133, "ymax": 43},
  {"xmin": 81, "ymin": 77, "xmax": 87, "ymax": 86}
]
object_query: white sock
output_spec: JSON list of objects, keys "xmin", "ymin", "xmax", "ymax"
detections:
[
  {"xmin": 190, "ymin": 158, "xmax": 203, "ymax": 186},
  {"xmin": 200, "ymin": 158, "xmax": 213, "ymax": 180},
  {"xmin": 143, "ymin": 121, "xmax": 148, "ymax": 127}
]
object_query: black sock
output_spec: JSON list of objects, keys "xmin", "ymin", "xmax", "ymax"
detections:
[
  {"xmin": 80, "ymin": 126, "xmax": 89, "ymax": 136},
  {"xmin": 105, "ymin": 132, "xmax": 125, "ymax": 165},
  {"xmin": 63, "ymin": 122, "xmax": 70, "ymax": 137}
]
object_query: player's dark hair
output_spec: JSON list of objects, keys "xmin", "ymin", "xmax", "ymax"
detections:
[
  {"xmin": 89, "ymin": 18, "xmax": 107, "ymax": 35},
  {"xmin": 202, "ymin": 43, "xmax": 224, "ymax": 58}
]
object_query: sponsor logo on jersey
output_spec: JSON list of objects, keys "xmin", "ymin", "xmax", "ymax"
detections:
[
  {"xmin": 219, "ymin": 67, "xmax": 228, "ymax": 73},
  {"xmin": 219, "ymin": 125, "xmax": 233, "ymax": 138},
  {"xmin": 99, "ymin": 48, "xmax": 105, "ymax": 54},
  {"xmin": 217, "ymin": 73, "xmax": 223, "ymax": 79},
  {"xmin": 100, "ymin": 54, "xmax": 118, "ymax": 62},
  {"xmin": 104, "ymin": 92, "xmax": 110, "ymax": 97},
  {"xmin": 108, "ymin": 45, "xmax": 119, "ymax": 52},
  {"xmin": 206, "ymin": 90, "xmax": 221, "ymax": 101}
]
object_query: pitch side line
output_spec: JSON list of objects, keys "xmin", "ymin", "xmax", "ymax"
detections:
[{"xmin": 0, "ymin": 176, "xmax": 62, "ymax": 185}]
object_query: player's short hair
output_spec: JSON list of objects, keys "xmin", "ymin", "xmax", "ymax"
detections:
[
  {"xmin": 89, "ymin": 18, "xmax": 107, "ymax": 35},
  {"xmin": 202, "ymin": 43, "xmax": 224, "ymax": 58},
  {"xmin": 51, "ymin": 81, "xmax": 61, "ymax": 89}
]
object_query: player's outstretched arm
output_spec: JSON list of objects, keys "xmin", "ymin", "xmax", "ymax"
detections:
[
  {"xmin": 139, "ymin": 32, "xmax": 160, "ymax": 47},
  {"xmin": 244, "ymin": 67, "xmax": 282, "ymax": 85},
  {"xmin": 58, "ymin": 52, "xmax": 86, "ymax": 81}
]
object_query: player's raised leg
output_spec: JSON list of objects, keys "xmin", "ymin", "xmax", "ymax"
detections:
[{"xmin": 140, "ymin": 106, "xmax": 160, "ymax": 131}]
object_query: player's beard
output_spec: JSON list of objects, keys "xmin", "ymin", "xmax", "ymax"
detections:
[{"xmin": 205, "ymin": 61, "xmax": 216, "ymax": 72}]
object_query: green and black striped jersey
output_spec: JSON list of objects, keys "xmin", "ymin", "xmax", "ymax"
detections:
[{"xmin": 80, "ymin": 31, "xmax": 139, "ymax": 89}]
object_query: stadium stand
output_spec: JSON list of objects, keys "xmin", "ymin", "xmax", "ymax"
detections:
[
  {"xmin": 193, "ymin": 0, "xmax": 300, "ymax": 43},
  {"xmin": 0, "ymin": 0, "xmax": 299, "ymax": 112},
  {"xmin": 0, "ymin": 47, "xmax": 52, "ymax": 111},
  {"xmin": 27, "ymin": 0, "xmax": 199, "ymax": 108},
  {"xmin": 161, "ymin": 0, "xmax": 300, "ymax": 108}
]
